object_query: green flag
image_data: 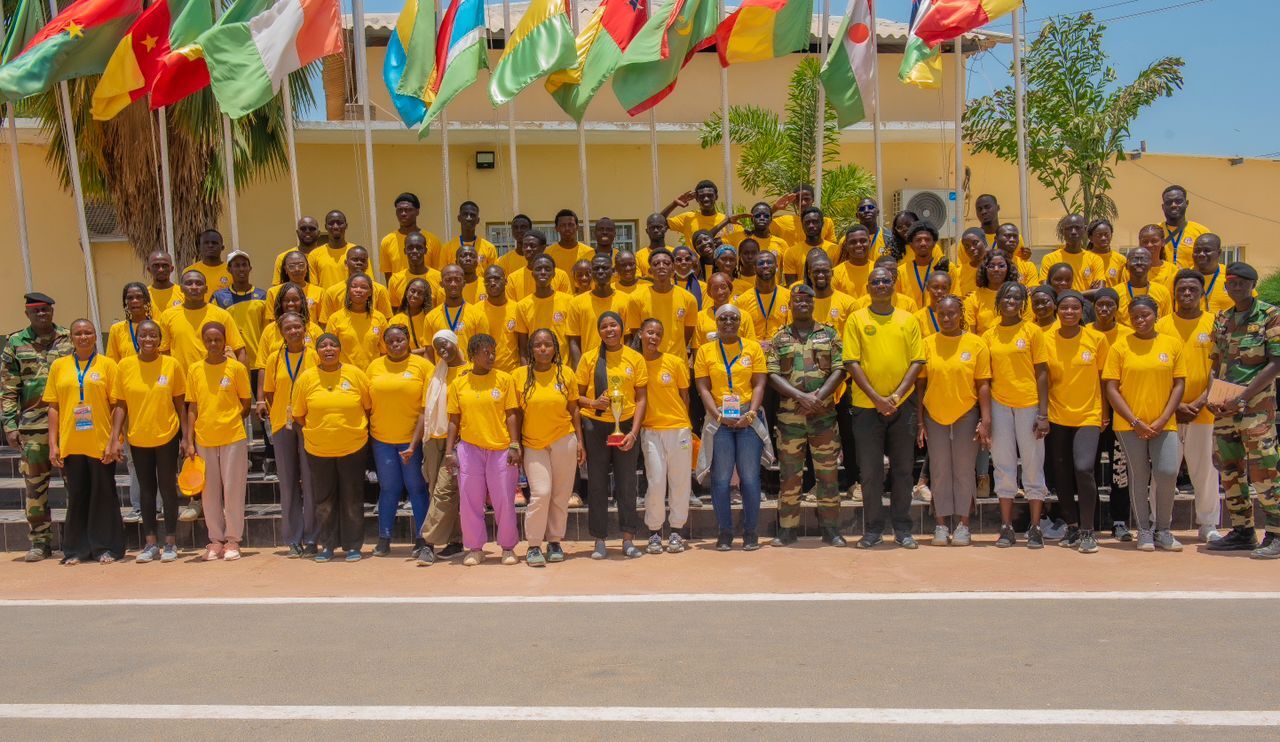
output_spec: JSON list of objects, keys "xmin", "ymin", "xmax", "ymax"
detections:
[
  {"xmin": 1, "ymin": 0, "xmax": 46, "ymax": 65},
  {"xmin": 0, "ymin": 0, "xmax": 142, "ymax": 102},
  {"xmin": 611, "ymin": 0, "xmax": 719, "ymax": 116}
]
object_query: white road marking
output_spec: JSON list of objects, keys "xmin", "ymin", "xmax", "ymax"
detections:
[
  {"xmin": 0, "ymin": 591, "xmax": 1276, "ymax": 607},
  {"xmin": 0, "ymin": 704, "xmax": 1275, "ymax": 725}
]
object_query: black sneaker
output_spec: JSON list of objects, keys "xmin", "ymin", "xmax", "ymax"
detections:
[
  {"xmin": 716, "ymin": 530, "xmax": 733, "ymax": 551},
  {"xmin": 895, "ymin": 533, "xmax": 918, "ymax": 549},
  {"xmin": 1059, "ymin": 525, "xmax": 1081, "ymax": 548},
  {"xmin": 742, "ymin": 532, "xmax": 760, "ymax": 551},
  {"xmin": 771, "ymin": 527, "xmax": 798, "ymax": 547},
  {"xmin": 1206, "ymin": 526, "xmax": 1259, "ymax": 551},
  {"xmin": 416, "ymin": 545, "xmax": 436, "ymax": 566},
  {"xmin": 373, "ymin": 537, "xmax": 392, "ymax": 557},
  {"xmin": 410, "ymin": 538, "xmax": 428, "ymax": 559},
  {"xmin": 1027, "ymin": 525, "xmax": 1044, "ymax": 549},
  {"xmin": 301, "ymin": 543, "xmax": 318, "ymax": 559},
  {"xmin": 857, "ymin": 532, "xmax": 883, "ymax": 549},
  {"xmin": 995, "ymin": 524, "xmax": 1016, "ymax": 548},
  {"xmin": 437, "ymin": 542, "xmax": 465, "ymax": 559},
  {"xmin": 1112, "ymin": 522, "xmax": 1134, "ymax": 542},
  {"xmin": 820, "ymin": 527, "xmax": 847, "ymax": 547},
  {"xmin": 547, "ymin": 542, "xmax": 566, "ymax": 562},
  {"xmin": 1078, "ymin": 530, "xmax": 1099, "ymax": 554}
]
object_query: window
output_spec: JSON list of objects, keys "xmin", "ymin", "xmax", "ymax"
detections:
[
  {"xmin": 486, "ymin": 220, "xmax": 639, "ymax": 255},
  {"xmin": 84, "ymin": 200, "xmax": 124, "ymax": 242}
]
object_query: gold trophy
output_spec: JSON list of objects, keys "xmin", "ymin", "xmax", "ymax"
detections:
[{"xmin": 606, "ymin": 375, "xmax": 626, "ymax": 446}]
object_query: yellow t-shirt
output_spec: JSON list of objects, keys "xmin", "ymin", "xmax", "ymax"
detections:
[
  {"xmin": 832, "ymin": 261, "xmax": 872, "ymax": 300},
  {"xmin": 982, "ymin": 321, "xmax": 1049, "ymax": 409},
  {"xmin": 913, "ymin": 306, "xmax": 942, "ymax": 339},
  {"xmin": 1093, "ymin": 250, "xmax": 1128, "ymax": 286},
  {"xmin": 111, "ymin": 355, "xmax": 184, "ymax": 447},
  {"xmin": 1164, "ymin": 220, "xmax": 1210, "ymax": 269},
  {"xmin": 306, "ymin": 244, "xmax": 354, "ymax": 289},
  {"xmin": 1092, "ymin": 321, "xmax": 1133, "ymax": 349},
  {"xmin": 842, "ymin": 307, "xmax": 924, "ymax": 408},
  {"xmin": 1156, "ymin": 312, "xmax": 1215, "ymax": 425},
  {"xmin": 255, "ymin": 320, "xmax": 324, "ymax": 371},
  {"xmin": 724, "ymin": 231, "xmax": 787, "ymax": 263},
  {"xmin": 1014, "ymin": 255, "xmax": 1039, "ymax": 287},
  {"xmin": 271, "ymin": 246, "xmax": 314, "ymax": 284},
  {"xmin": 669, "ymin": 210, "xmax": 736, "ymax": 246},
  {"xmin": 545, "ymin": 242, "xmax": 595, "ymax": 274},
  {"xmin": 695, "ymin": 304, "xmax": 757, "ymax": 346},
  {"xmin": 42, "ymin": 354, "xmax": 117, "ymax": 458},
  {"xmin": 388, "ymin": 267, "xmax": 443, "ymax": 309},
  {"xmin": 106, "ymin": 320, "xmax": 141, "ymax": 361},
  {"xmin": 1148, "ymin": 260, "xmax": 1179, "ymax": 293},
  {"xmin": 158, "ymin": 304, "xmax": 245, "ymax": 372},
  {"xmin": 812, "ymin": 290, "xmax": 858, "ymax": 335},
  {"xmin": 514, "ymin": 292, "xmax": 574, "ymax": 351},
  {"xmin": 380, "ymin": 229, "xmax": 444, "ymax": 277},
  {"xmin": 447, "ymin": 369, "xmax": 518, "ymax": 449},
  {"xmin": 962, "ymin": 287, "xmax": 1031, "ymax": 336},
  {"xmin": 429, "ymin": 236, "xmax": 498, "ymax": 272},
  {"xmin": 895, "ymin": 262, "xmax": 955, "ymax": 309},
  {"xmin": 1102, "ymin": 333, "xmax": 1186, "ymax": 432},
  {"xmin": 185, "ymin": 357, "xmax": 251, "ymax": 448},
  {"xmin": 496, "ymin": 249, "xmax": 524, "ymax": 278},
  {"xmin": 1044, "ymin": 326, "xmax": 1109, "ymax": 427},
  {"xmin": 782, "ymin": 240, "xmax": 839, "ymax": 279},
  {"xmin": 148, "ymin": 284, "xmax": 184, "ymax": 313},
  {"xmin": 480, "ymin": 301, "xmax": 520, "ymax": 372},
  {"xmin": 512, "ymin": 365, "xmax": 576, "ymax": 449},
  {"xmin": 693, "ymin": 337, "xmax": 767, "ymax": 408},
  {"xmin": 574, "ymin": 345, "xmax": 649, "ymax": 423},
  {"xmin": 734, "ymin": 285, "xmax": 791, "ymax": 344},
  {"xmin": 505, "ymin": 266, "xmax": 572, "ymax": 302},
  {"xmin": 852, "ymin": 293, "xmax": 919, "ymax": 313},
  {"xmin": 953, "ymin": 261, "xmax": 982, "ymax": 298},
  {"xmin": 183, "ymin": 261, "xmax": 231, "ymax": 300},
  {"xmin": 260, "ymin": 346, "xmax": 318, "ymax": 434},
  {"xmin": 387, "ymin": 311, "xmax": 431, "ymax": 352},
  {"xmin": 424, "ymin": 302, "xmax": 490, "ymax": 360},
  {"xmin": 633, "ymin": 285, "xmax": 698, "ymax": 354},
  {"xmin": 326, "ymin": 308, "xmax": 388, "ymax": 370},
  {"xmin": 366, "ymin": 354, "xmax": 433, "ymax": 444},
  {"xmin": 920, "ymin": 332, "xmax": 991, "ymax": 426},
  {"xmin": 1040, "ymin": 248, "xmax": 1106, "ymax": 291},
  {"xmin": 769, "ymin": 214, "xmax": 835, "ymax": 246},
  {"xmin": 291, "ymin": 364, "xmax": 372, "ymax": 457},
  {"xmin": 567, "ymin": 291, "xmax": 640, "ymax": 354},
  {"xmin": 318, "ymin": 280, "xmax": 393, "ymax": 324},
  {"xmin": 643, "ymin": 353, "xmax": 690, "ymax": 430},
  {"xmin": 1116, "ymin": 282, "xmax": 1173, "ymax": 327},
  {"xmin": 263, "ymin": 281, "xmax": 323, "ymax": 322}
]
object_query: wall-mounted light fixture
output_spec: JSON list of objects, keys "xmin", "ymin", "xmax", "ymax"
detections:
[{"xmin": 475, "ymin": 151, "xmax": 496, "ymax": 169}]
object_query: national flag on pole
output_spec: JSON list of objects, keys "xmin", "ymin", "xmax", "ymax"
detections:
[
  {"xmin": 90, "ymin": 0, "xmax": 207, "ymax": 120},
  {"xmin": 1, "ymin": 0, "xmax": 46, "ymax": 66},
  {"xmin": 544, "ymin": 0, "xmax": 647, "ymax": 122},
  {"xmin": 705, "ymin": 0, "xmax": 812, "ymax": 67},
  {"xmin": 384, "ymin": 0, "xmax": 435, "ymax": 128},
  {"xmin": 489, "ymin": 0, "xmax": 575, "ymax": 106},
  {"xmin": 898, "ymin": 0, "xmax": 941, "ymax": 88},
  {"xmin": 611, "ymin": 0, "xmax": 719, "ymax": 117},
  {"xmin": 0, "ymin": 0, "xmax": 141, "ymax": 102},
  {"xmin": 912, "ymin": 0, "xmax": 1020, "ymax": 44},
  {"xmin": 819, "ymin": 0, "xmax": 875, "ymax": 128},
  {"xmin": 418, "ymin": 0, "xmax": 488, "ymax": 131},
  {"xmin": 199, "ymin": 0, "xmax": 343, "ymax": 118},
  {"xmin": 148, "ymin": 0, "xmax": 270, "ymax": 109}
]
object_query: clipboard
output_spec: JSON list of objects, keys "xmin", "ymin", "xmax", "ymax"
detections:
[{"xmin": 1207, "ymin": 379, "xmax": 1247, "ymax": 407}]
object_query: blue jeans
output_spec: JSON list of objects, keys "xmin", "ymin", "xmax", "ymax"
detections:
[
  {"xmin": 710, "ymin": 424, "xmax": 764, "ymax": 534},
  {"xmin": 371, "ymin": 439, "xmax": 429, "ymax": 539}
]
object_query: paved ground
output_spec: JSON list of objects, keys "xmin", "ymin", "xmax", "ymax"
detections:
[{"xmin": 0, "ymin": 531, "xmax": 1277, "ymax": 739}]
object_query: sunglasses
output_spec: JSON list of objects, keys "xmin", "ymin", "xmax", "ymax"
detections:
[
  {"xmin": 857, "ymin": 204, "xmax": 877, "ymax": 212},
  {"xmin": 869, "ymin": 278, "xmax": 894, "ymax": 287}
]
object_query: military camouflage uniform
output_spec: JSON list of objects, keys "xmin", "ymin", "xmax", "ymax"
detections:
[
  {"xmin": 1, "ymin": 325, "xmax": 72, "ymax": 547},
  {"xmin": 767, "ymin": 322, "xmax": 843, "ymax": 528},
  {"xmin": 1211, "ymin": 300, "xmax": 1280, "ymax": 535}
]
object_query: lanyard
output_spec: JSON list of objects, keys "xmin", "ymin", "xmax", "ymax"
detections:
[
  {"xmin": 755, "ymin": 287, "xmax": 777, "ymax": 334},
  {"xmin": 74, "ymin": 353, "xmax": 95, "ymax": 403},
  {"xmin": 913, "ymin": 262, "xmax": 928, "ymax": 302},
  {"xmin": 718, "ymin": 339, "xmax": 742, "ymax": 393},
  {"xmin": 283, "ymin": 348, "xmax": 304, "ymax": 383},
  {"xmin": 127, "ymin": 321, "xmax": 139, "ymax": 353},
  {"xmin": 407, "ymin": 312, "xmax": 420, "ymax": 348},
  {"xmin": 444, "ymin": 302, "xmax": 464, "ymax": 332},
  {"xmin": 872, "ymin": 227, "xmax": 882, "ymax": 252},
  {"xmin": 1126, "ymin": 282, "xmax": 1146, "ymax": 299},
  {"xmin": 1204, "ymin": 267, "xmax": 1220, "ymax": 311},
  {"xmin": 1165, "ymin": 225, "xmax": 1185, "ymax": 263},
  {"xmin": 928, "ymin": 308, "xmax": 939, "ymax": 333}
]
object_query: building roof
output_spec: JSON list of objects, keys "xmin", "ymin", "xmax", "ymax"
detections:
[{"xmin": 346, "ymin": 3, "xmax": 1009, "ymax": 53}]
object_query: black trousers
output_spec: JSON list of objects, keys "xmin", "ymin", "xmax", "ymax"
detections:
[
  {"xmin": 132, "ymin": 434, "xmax": 181, "ymax": 538},
  {"xmin": 61, "ymin": 454, "xmax": 125, "ymax": 561},
  {"xmin": 1097, "ymin": 427, "xmax": 1131, "ymax": 527},
  {"xmin": 583, "ymin": 417, "xmax": 640, "ymax": 539},
  {"xmin": 308, "ymin": 449, "xmax": 367, "ymax": 552},
  {"xmin": 1047, "ymin": 423, "xmax": 1100, "ymax": 529},
  {"xmin": 853, "ymin": 404, "xmax": 916, "ymax": 537}
]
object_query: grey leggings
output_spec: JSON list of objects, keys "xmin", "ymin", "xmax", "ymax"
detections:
[{"xmin": 1116, "ymin": 430, "xmax": 1179, "ymax": 531}]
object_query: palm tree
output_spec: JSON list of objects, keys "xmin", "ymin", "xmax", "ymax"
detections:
[{"xmin": 699, "ymin": 57, "xmax": 874, "ymax": 230}]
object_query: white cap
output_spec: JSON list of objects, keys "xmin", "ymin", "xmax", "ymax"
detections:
[{"xmin": 225, "ymin": 249, "xmax": 251, "ymax": 266}]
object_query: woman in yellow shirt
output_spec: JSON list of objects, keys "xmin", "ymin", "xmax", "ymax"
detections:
[
  {"xmin": 915, "ymin": 296, "xmax": 990, "ymax": 547},
  {"xmin": 44, "ymin": 318, "xmax": 123, "ymax": 564},
  {"xmin": 1087, "ymin": 219, "xmax": 1128, "ymax": 287},
  {"xmin": 673, "ymin": 245, "xmax": 707, "ymax": 310},
  {"xmin": 183, "ymin": 322, "xmax": 252, "ymax": 561},
  {"xmin": 257, "ymin": 312, "xmax": 319, "ymax": 558},
  {"xmin": 638, "ymin": 318, "xmax": 693, "ymax": 554},
  {"xmin": 1102, "ymin": 296, "xmax": 1187, "ymax": 552},
  {"xmin": 982, "ymin": 282, "xmax": 1051, "ymax": 548},
  {"xmin": 575, "ymin": 311, "xmax": 649, "ymax": 560},
  {"xmin": 1044, "ymin": 291, "xmax": 1110, "ymax": 554},
  {"xmin": 292, "ymin": 333, "xmax": 372, "ymax": 562},
  {"xmin": 325, "ymin": 273, "xmax": 388, "ymax": 370},
  {"xmin": 367, "ymin": 325, "xmax": 432, "ymax": 558},
  {"xmin": 389, "ymin": 277, "xmax": 433, "ymax": 356},
  {"xmin": 1030, "ymin": 285, "xmax": 1059, "ymax": 332},
  {"xmin": 1089, "ymin": 286, "xmax": 1135, "ymax": 541},
  {"xmin": 446, "ymin": 334, "xmax": 521, "ymax": 567},
  {"xmin": 107, "ymin": 282, "xmax": 151, "ymax": 361},
  {"xmin": 106, "ymin": 319, "xmax": 185, "ymax": 563},
  {"xmin": 912, "ymin": 271, "xmax": 953, "ymax": 339},
  {"xmin": 963, "ymin": 249, "xmax": 1025, "ymax": 335},
  {"xmin": 265, "ymin": 250, "xmax": 322, "ymax": 322},
  {"xmin": 513, "ymin": 329, "xmax": 584, "ymax": 567},
  {"xmin": 406, "ymin": 330, "xmax": 469, "ymax": 564},
  {"xmin": 256, "ymin": 283, "xmax": 323, "ymax": 371},
  {"xmin": 696, "ymin": 272, "xmax": 757, "ymax": 345},
  {"xmin": 694, "ymin": 303, "xmax": 768, "ymax": 551}
]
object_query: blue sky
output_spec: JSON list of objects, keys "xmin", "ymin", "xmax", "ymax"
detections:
[{"xmin": 353, "ymin": 0, "xmax": 1274, "ymax": 158}]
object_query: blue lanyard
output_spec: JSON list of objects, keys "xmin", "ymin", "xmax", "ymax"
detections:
[
  {"xmin": 928, "ymin": 308, "xmax": 939, "ymax": 333},
  {"xmin": 718, "ymin": 339, "xmax": 742, "ymax": 393},
  {"xmin": 1165, "ymin": 225, "xmax": 1185, "ymax": 263},
  {"xmin": 1204, "ymin": 267, "xmax": 1219, "ymax": 310},
  {"xmin": 755, "ymin": 287, "xmax": 778, "ymax": 334},
  {"xmin": 127, "ymin": 321, "xmax": 139, "ymax": 352},
  {"xmin": 74, "ymin": 353, "xmax": 95, "ymax": 403},
  {"xmin": 444, "ymin": 302, "xmax": 464, "ymax": 332},
  {"xmin": 283, "ymin": 348, "xmax": 304, "ymax": 383},
  {"xmin": 1126, "ymin": 282, "xmax": 1146, "ymax": 299},
  {"xmin": 913, "ymin": 262, "xmax": 929, "ymax": 301}
]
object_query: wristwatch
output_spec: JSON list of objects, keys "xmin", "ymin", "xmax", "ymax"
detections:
[{"xmin": 887, "ymin": 392, "xmax": 901, "ymax": 406}]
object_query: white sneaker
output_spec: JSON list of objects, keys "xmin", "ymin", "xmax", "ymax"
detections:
[
  {"xmin": 849, "ymin": 484, "xmax": 863, "ymax": 502},
  {"xmin": 952, "ymin": 523, "xmax": 972, "ymax": 546},
  {"xmin": 931, "ymin": 524, "xmax": 949, "ymax": 546},
  {"xmin": 914, "ymin": 483, "xmax": 932, "ymax": 503},
  {"xmin": 1198, "ymin": 525, "xmax": 1222, "ymax": 543},
  {"xmin": 1040, "ymin": 517, "xmax": 1068, "ymax": 540},
  {"xmin": 178, "ymin": 500, "xmax": 202, "ymax": 522}
]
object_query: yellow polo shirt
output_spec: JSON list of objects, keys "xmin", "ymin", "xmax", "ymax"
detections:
[
  {"xmin": 42, "ymin": 354, "xmax": 117, "ymax": 458},
  {"xmin": 842, "ymin": 307, "xmax": 924, "ymax": 409}
]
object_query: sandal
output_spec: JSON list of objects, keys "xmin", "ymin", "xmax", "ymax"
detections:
[
  {"xmin": 98, "ymin": 553, "xmax": 116, "ymax": 565},
  {"xmin": 62, "ymin": 556, "xmax": 80, "ymax": 566}
]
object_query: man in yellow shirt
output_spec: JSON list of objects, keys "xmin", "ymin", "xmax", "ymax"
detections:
[
  {"xmin": 663, "ymin": 180, "xmax": 738, "ymax": 246},
  {"xmin": 724, "ymin": 202, "xmax": 787, "ymax": 264},
  {"xmin": 496, "ymin": 213, "xmax": 532, "ymax": 277},
  {"xmin": 546, "ymin": 209, "xmax": 595, "ymax": 273},
  {"xmin": 769, "ymin": 185, "xmax": 836, "ymax": 246},
  {"xmin": 975, "ymin": 194, "xmax": 1028, "ymax": 257},
  {"xmin": 843, "ymin": 265, "xmax": 925, "ymax": 549},
  {"xmin": 506, "ymin": 232, "xmax": 572, "ymax": 301},
  {"xmin": 736, "ymin": 249, "xmax": 790, "ymax": 350},
  {"xmin": 592, "ymin": 217, "xmax": 618, "ymax": 259},
  {"xmin": 271, "ymin": 216, "xmax": 324, "ymax": 284},
  {"xmin": 481, "ymin": 265, "xmax": 520, "ymax": 372},
  {"xmin": 1162, "ymin": 184, "xmax": 1210, "ymax": 270},
  {"xmin": 895, "ymin": 222, "xmax": 954, "ymax": 309},
  {"xmin": 568, "ymin": 254, "xmax": 640, "ymax": 367},
  {"xmin": 953, "ymin": 228, "xmax": 988, "ymax": 298},
  {"xmin": 853, "ymin": 197, "xmax": 889, "ymax": 258},
  {"xmin": 183, "ymin": 229, "xmax": 232, "ymax": 301},
  {"xmin": 388, "ymin": 232, "xmax": 443, "ymax": 309},
  {"xmin": 318, "ymin": 246, "xmax": 393, "ymax": 322},
  {"xmin": 431, "ymin": 201, "xmax": 498, "ymax": 271},
  {"xmin": 782, "ymin": 208, "xmax": 839, "ymax": 285},
  {"xmin": 159, "ymin": 270, "xmax": 246, "ymax": 369},
  {"xmin": 996, "ymin": 223, "xmax": 1038, "ymax": 286},
  {"xmin": 308, "ymin": 210, "xmax": 358, "ymax": 289},
  {"xmin": 1192, "ymin": 233, "xmax": 1235, "ymax": 314},
  {"xmin": 424, "ymin": 265, "xmax": 490, "ymax": 361},
  {"xmin": 832, "ymin": 225, "xmax": 874, "ymax": 299},
  {"xmin": 1040, "ymin": 214, "xmax": 1105, "ymax": 292},
  {"xmin": 380, "ymin": 192, "xmax": 443, "ymax": 281},
  {"xmin": 633, "ymin": 213, "xmax": 667, "ymax": 278},
  {"xmin": 634, "ymin": 248, "xmax": 698, "ymax": 355},
  {"xmin": 146, "ymin": 250, "xmax": 184, "ymax": 313}
]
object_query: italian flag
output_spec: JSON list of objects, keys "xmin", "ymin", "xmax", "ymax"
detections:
[
  {"xmin": 819, "ymin": 0, "xmax": 876, "ymax": 127},
  {"xmin": 199, "ymin": 0, "xmax": 343, "ymax": 118}
]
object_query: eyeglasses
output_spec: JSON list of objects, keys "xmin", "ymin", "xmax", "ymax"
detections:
[{"xmin": 868, "ymin": 278, "xmax": 894, "ymax": 286}]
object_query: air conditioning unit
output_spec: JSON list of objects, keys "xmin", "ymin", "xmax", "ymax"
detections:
[{"xmin": 893, "ymin": 189, "xmax": 958, "ymax": 240}]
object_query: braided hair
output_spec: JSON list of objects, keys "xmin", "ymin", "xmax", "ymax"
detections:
[{"xmin": 522, "ymin": 328, "xmax": 572, "ymax": 405}]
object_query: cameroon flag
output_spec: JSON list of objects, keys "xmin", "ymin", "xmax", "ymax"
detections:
[
  {"xmin": 706, "ymin": 0, "xmax": 811, "ymax": 67},
  {"xmin": 90, "ymin": 0, "xmax": 212, "ymax": 120},
  {"xmin": 0, "ymin": 0, "xmax": 141, "ymax": 102}
]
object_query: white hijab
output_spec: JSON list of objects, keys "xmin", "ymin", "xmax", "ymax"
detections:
[{"xmin": 423, "ymin": 330, "xmax": 459, "ymax": 439}]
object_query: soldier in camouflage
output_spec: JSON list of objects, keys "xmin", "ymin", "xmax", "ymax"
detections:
[
  {"xmin": 1206, "ymin": 262, "xmax": 1280, "ymax": 559},
  {"xmin": 1, "ymin": 293, "xmax": 72, "ymax": 562},
  {"xmin": 766, "ymin": 285, "xmax": 847, "ymax": 547}
]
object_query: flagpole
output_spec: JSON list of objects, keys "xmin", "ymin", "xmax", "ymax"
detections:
[
  {"xmin": 433, "ymin": 1, "xmax": 452, "ymax": 241},
  {"xmin": 0, "ymin": 1, "xmax": 33, "ymax": 292},
  {"xmin": 221, "ymin": 114, "xmax": 241, "ymax": 251},
  {"xmin": 647, "ymin": 2, "xmax": 658, "ymax": 214},
  {"xmin": 502, "ymin": 0, "xmax": 519, "ymax": 214},
  {"xmin": 868, "ymin": 0, "xmax": 883, "ymax": 215},
  {"xmin": 281, "ymin": 84, "xmax": 302, "ymax": 222},
  {"xmin": 717, "ymin": 0, "xmax": 731, "ymax": 209},
  {"xmin": 1012, "ymin": 6, "xmax": 1029, "ymax": 238},
  {"xmin": 156, "ymin": 106, "xmax": 176, "ymax": 258},
  {"xmin": 351, "ymin": 0, "xmax": 380, "ymax": 273},
  {"xmin": 54, "ymin": 83, "xmax": 104, "ymax": 345},
  {"xmin": 952, "ymin": 36, "xmax": 964, "ymax": 259},
  {"xmin": 814, "ymin": 0, "xmax": 830, "ymax": 203},
  {"xmin": 571, "ymin": 0, "xmax": 589, "ymax": 231}
]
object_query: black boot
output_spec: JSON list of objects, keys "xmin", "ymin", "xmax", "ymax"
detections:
[
  {"xmin": 373, "ymin": 537, "xmax": 392, "ymax": 557},
  {"xmin": 771, "ymin": 527, "xmax": 798, "ymax": 547},
  {"xmin": 1206, "ymin": 526, "xmax": 1258, "ymax": 551},
  {"xmin": 821, "ymin": 527, "xmax": 847, "ymax": 547},
  {"xmin": 716, "ymin": 530, "xmax": 734, "ymax": 551}
]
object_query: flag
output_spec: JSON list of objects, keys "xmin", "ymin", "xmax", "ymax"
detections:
[
  {"xmin": 544, "ymin": 0, "xmax": 647, "ymax": 122},
  {"xmin": 706, "ymin": 0, "xmax": 811, "ymax": 67},
  {"xmin": 383, "ymin": 0, "xmax": 435, "ymax": 127},
  {"xmin": 820, "ymin": 0, "xmax": 875, "ymax": 127},
  {"xmin": 418, "ymin": 0, "xmax": 487, "ymax": 131},
  {"xmin": 200, "ymin": 0, "xmax": 343, "ymax": 118},
  {"xmin": 611, "ymin": 0, "xmax": 719, "ymax": 116},
  {"xmin": 488, "ymin": 0, "xmax": 575, "ymax": 106},
  {"xmin": 90, "ymin": 0, "xmax": 204, "ymax": 120},
  {"xmin": 912, "ymin": 0, "xmax": 1020, "ymax": 45},
  {"xmin": 898, "ymin": 0, "xmax": 941, "ymax": 88},
  {"xmin": 1, "ymin": 0, "xmax": 46, "ymax": 66},
  {"xmin": 0, "ymin": 0, "xmax": 141, "ymax": 102},
  {"xmin": 149, "ymin": 0, "xmax": 268, "ymax": 109}
]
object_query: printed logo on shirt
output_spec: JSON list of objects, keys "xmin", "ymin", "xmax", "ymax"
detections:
[
  {"xmin": 90, "ymin": 372, "xmax": 101, "ymax": 382},
  {"xmin": 1081, "ymin": 351, "xmax": 1093, "ymax": 362},
  {"xmin": 829, "ymin": 309, "xmax": 840, "ymax": 319},
  {"xmin": 676, "ymin": 308, "xmax": 686, "ymax": 319},
  {"xmin": 864, "ymin": 325, "xmax": 877, "ymax": 336},
  {"xmin": 403, "ymin": 371, "xmax": 414, "ymax": 379},
  {"xmin": 490, "ymin": 388, "xmax": 502, "ymax": 400},
  {"xmin": 157, "ymin": 375, "xmax": 169, "ymax": 386},
  {"xmin": 341, "ymin": 379, "xmax": 352, "ymax": 391},
  {"xmin": 624, "ymin": 366, "xmax": 635, "ymax": 377},
  {"xmin": 219, "ymin": 376, "xmax": 231, "ymax": 389},
  {"xmin": 479, "ymin": 293, "xmax": 489, "ymax": 303},
  {"xmin": 372, "ymin": 326, "xmax": 382, "ymax": 335},
  {"xmin": 661, "ymin": 371, "xmax": 673, "ymax": 384},
  {"xmin": 960, "ymin": 351, "xmax": 972, "ymax": 362},
  {"xmin": 219, "ymin": 276, "xmax": 229, "ymax": 286},
  {"xmin": 506, "ymin": 319, "xmax": 516, "ymax": 331},
  {"xmin": 1015, "ymin": 338, "xmax": 1027, "ymax": 350},
  {"xmin": 1159, "ymin": 353, "xmax": 1170, "ymax": 364},
  {"xmin": 553, "ymin": 311, "xmax": 566, "ymax": 324},
  {"xmin": 1083, "ymin": 268, "xmax": 1093, "ymax": 278},
  {"xmin": 740, "ymin": 356, "xmax": 753, "ymax": 368},
  {"xmin": 305, "ymin": 335, "xmax": 313, "ymax": 344},
  {"xmin": 1197, "ymin": 333, "xmax": 1210, "ymax": 344}
]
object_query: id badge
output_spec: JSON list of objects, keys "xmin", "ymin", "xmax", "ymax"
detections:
[
  {"xmin": 721, "ymin": 394, "xmax": 742, "ymax": 419},
  {"xmin": 73, "ymin": 404, "xmax": 93, "ymax": 432}
]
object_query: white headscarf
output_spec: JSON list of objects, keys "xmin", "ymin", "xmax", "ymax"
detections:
[{"xmin": 423, "ymin": 330, "xmax": 459, "ymax": 439}]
